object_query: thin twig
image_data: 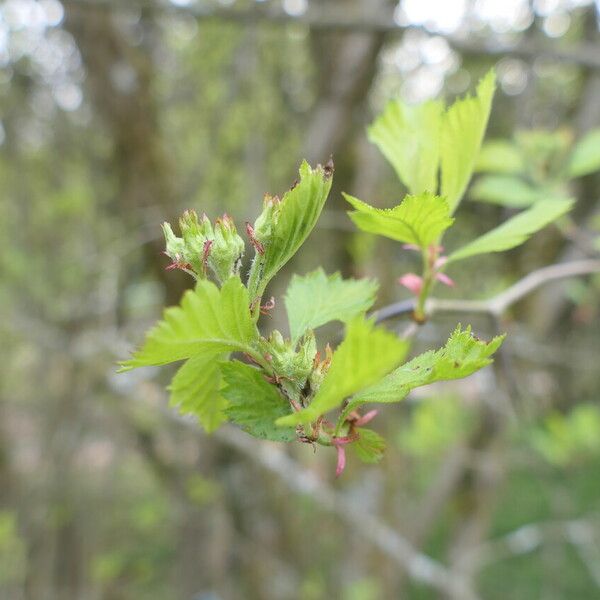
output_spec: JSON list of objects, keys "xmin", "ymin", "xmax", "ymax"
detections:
[
  {"xmin": 375, "ymin": 259, "xmax": 600, "ymax": 323},
  {"xmin": 486, "ymin": 259, "xmax": 600, "ymax": 315},
  {"xmin": 150, "ymin": 407, "xmax": 480, "ymax": 599}
]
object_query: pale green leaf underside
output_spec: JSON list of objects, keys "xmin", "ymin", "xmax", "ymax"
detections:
[
  {"xmin": 344, "ymin": 192, "xmax": 454, "ymax": 249},
  {"xmin": 284, "ymin": 268, "xmax": 378, "ymax": 343},
  {"xmin": 441, "ymin": 70, "xmax": 496, "ymax": 214},
  {"xmin": 255, "ymin": 161, "xmax": 332, "ymax": 297},
  {"xmin": 221, "ymin": 361, "xmax": 296, "ymax": 442},
  {"xmin": 169, "ymin": 351, "xmax": 228, "ymax": 433},
  {"xmin": 278, "ymin": 317, "xmax": 409, "ymax": 426},
  {"xmin": 340, "ymin": 326, "xmax": 504, "ymax": 420},
  {"xmin": 567, "ymin": 128, "xmax": 600, "ymax": 178},
  {"xmin": 448, "ymin": 199, "xmax": 574, "ymax": 263},
  {"xmin": 470, "ymin": 175, "xmax": 543, "ymax": 208},
  {"xmin": 119, "ymin": 277, "xmax": 258, "ymax": 371},
  {"xmin": 368, "ymin": 99, "xmax": 443, "ymax": 194}
]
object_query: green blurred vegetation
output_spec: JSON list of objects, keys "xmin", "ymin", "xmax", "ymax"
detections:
[{"xmin": 1, "ymin": 1, "xmax": 600, "ymax": 599}]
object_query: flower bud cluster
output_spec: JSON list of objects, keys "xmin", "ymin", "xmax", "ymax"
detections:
[
  {"xmin": 260, "ymin": 330, "xmax": 317, "ymax": 401},
  {"xmin": 162, "ymin": 210, "xmax": 245, "ymax": 282}
]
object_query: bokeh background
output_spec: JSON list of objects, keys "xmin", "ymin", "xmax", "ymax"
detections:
[{"xmin": 1, "ymin": 1, "xmax": 600, "ymax": 598}]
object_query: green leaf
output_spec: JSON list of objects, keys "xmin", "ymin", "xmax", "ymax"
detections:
[
  {"xmin": 368, "ymin": 99, "xmax": 443, "ymax": 194},
  {"xmin": 120, "ymin": 277, "xmax": 258, "ymax": 370},
  {"xmin": 448, "ymin": 199, "xmax": 574, "ymax": 263},
  {"xmin": 221, "ymin": 361, "xmax": 296, "ymax": 442},
  {"xmin": 248, "ymin": 161, "xmax": 332, "ymax": 299},
  {"xmin": 169, "ymin": 351, "xmax": 228, "ymax": 433},
  {"xmin": 284, "ymin": 268, "xmax": 378, "ymax": 343},
  {"xmin": 474, "ymin": 140, "xmax": 524, "ymax": 175},
  {"xmin": 470, "ymin": 175, "xmax": 542, "ymax": 208},
  {"xmin": 277, "ymin": 317, "xmax": 409, "ymax": 426},
  {"xmin": 567, "ymin": 128, "xmax": 600, "ymax": 178},
  {"xmin": 441, "ymin": 69, "xmax": 496, "ymax": 214},
  {"xmin": 341, "ymin": 326, "xmax": 504, "ymax": 419},
  {"xmin": 352, "ymin": 428, "xmax": 386, "ymax": 464},
  {"xmin": 344, "ymin": 192, "xmax": 454, "ymax": 249}
]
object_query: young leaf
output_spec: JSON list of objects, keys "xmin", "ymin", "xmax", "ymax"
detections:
[
  {"xmin": 474, "ymin": 140, "xmax": 524, "ymax": 175},
  {"xmin": 340, "ymin": 326, "xmax": 504, "ymax": 420},
  {"xmin": 447, "ymin": 199, "xmax": 574, "ymax": 263},
  {"xmin": 470, "ymin": 175, "xmax": 544, "ymax": 208},
  {"xmin": 352, "ymin": 428, "xmax": 386, "ymax": 464},
  {"xmin": 284, "ymin": 268, "xmax": 378, "ymax": 343},
  {"xmin": 221, "ymin": 361, "xmax": 296, "ymax": 442},
  {"xmin": 119, "ymin": 277, "xmax": 258, "ymax": 370},
  {"xmin": 567, "ymin": 128, "xmax": 600, "ymax": 178},
  {"xmin": 277, "ymin": 317, "xmax": 409, "ymax": 426},
  {"xmin": 368, "ymin": 99, "xmax": 443, "ymax": 194},
  {"xmin": 343, "ymin": 192, "xmax": 454, "ymax": 249},
  {"xmin": 169, "ymin": 351, "xmax": 228, "ymax": 433},
  {"xmin": 441, "ymin": 70, "xmax": 496, "ymax": 214},
  {"xmin": 247, "ymin": 161, "xmax": 332, "ymax": 299}
]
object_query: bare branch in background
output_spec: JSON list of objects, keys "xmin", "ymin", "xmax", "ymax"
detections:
[
  {"xmin": 130, "ymin": 398, "xmax": 481, "ymax": 600},
  {"xmin": 457, "ymin": 516, "xmax": 600, "ymax": 588},
  {"xmin": 215, "ymin": 426, "xmax": 481, "ymax": 599},
  {"xmin": 65, "ymin": 0, "xmax": 600, "ymax": 70}
]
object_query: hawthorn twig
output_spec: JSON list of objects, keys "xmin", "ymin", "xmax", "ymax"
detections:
[{"xmin": 374, "ymin": 259, "xmax": 600, "ymax": 323}]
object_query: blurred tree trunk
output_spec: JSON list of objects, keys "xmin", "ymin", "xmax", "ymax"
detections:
[
  {"xmin": 64, "ymin": 1, "xmax": 187, "ymax": 305},
  {"xmin": 303, "ymin": 0, "xmax": 391, "ymax": 164},
  {"xmin": 303, "ymin": 0, "xmax": 393, "ymax": 275},
  {"xmin": 63, "ymin": 4, "xmax": 232, "ymax": 595}
]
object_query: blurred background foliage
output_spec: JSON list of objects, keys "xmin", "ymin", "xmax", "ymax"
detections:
[{"xmin": 1, "ymin": 0, "xmax": 600, "ymax": 599}]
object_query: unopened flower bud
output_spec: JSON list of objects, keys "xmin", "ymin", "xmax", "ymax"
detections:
[
  {"xmin": 162, "ymin": 222, "xmax": 184, "ymax": 256},
  {"xmin": 268, "ymin": 329, "xmax": 286, "ymax": 352},
  {"xmin": 179, "ymin": 210, "xmax": 212, "ymax": 240},
  {"xmin": 210, "ymin": 215, "xmax": 245, "ymax": 281},
  {"xmin": 162, "ymin": 222, "xmax": 189, "ymax": 271},
  {"xmin": 252, "ymin": 193, "xmax": 281, "ymax": 249},
  {"xmin": 171, "ymin": 210, "xmax": 212, "ymax": 274}
]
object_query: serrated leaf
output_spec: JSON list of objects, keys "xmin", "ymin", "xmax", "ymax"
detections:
[
  {"xmin": 169, "ymin": 351, "xmax": 228, "ymax": 433},
  {"xmin": 448, "ymin": 199, "xmax": 574, "ymax": 263},
  {"xmin": 120, "ymin": 277, "xmax": 258, "ymax": 370},
  {"xmin": 284, "ymin": 268, "xmax": 378, "ymax": 343},
  {"xmin": 441, "ymin": 70, "xmax": 496, "ymax": 214},
  {"xmin": 475, "ymin": 140, "xmax": 525, "ymax": 174},
  {"xmin": 249, "ymin": 161, "xmax": 332, "ymax": 299},
  {"xmin": 221, "ymin": 361, "xmax": 296, "ymax": 442},
  {"xmin": 344, "ymin": 192, "xmax": 454, "ymax": 249},
  {"xmin": 470, "ymin": 175, "xmax": 542, "ymax": 208},
  {"xmin": 368, "ymin": 99, "xmax": 443, "ymax": 194},
  {"xmin": 340, "ymin": 326, "xmax": 504, "ymax": 420},
  {"xmin": 352, "ymin": 428, "xmax": 386, "ymax": 464},
  {"xmin": 277, "ymin": 317, "xmax": 409, "ymax": 426},
  {"xmin": 567, "ymin": 129, "xmax": 600, "ymax": 177}
]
